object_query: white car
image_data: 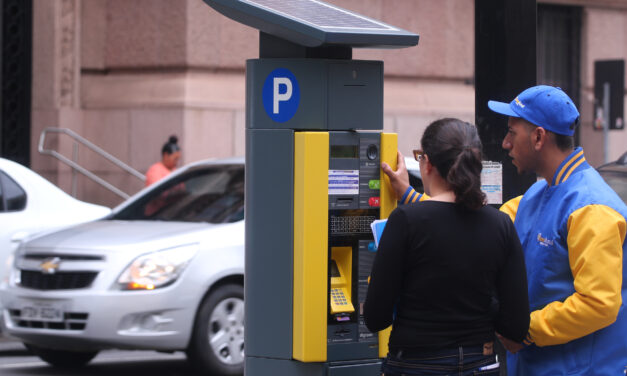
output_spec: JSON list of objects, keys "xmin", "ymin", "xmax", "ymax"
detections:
[
  {"xmin": 1, "ymin": 158, "xmax": 245, "ymax": 376},
  {"xmin": 405, "ymin": 156, "xmax": 422, "ymax": 191},
  {"xmin": 0, "ymin": 158, "xmax": 110, "ymax": 285}
]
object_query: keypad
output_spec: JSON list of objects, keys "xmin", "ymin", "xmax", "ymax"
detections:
[
  {"xmin": 330, "ymin": 216, "xmax": 376, "ymax": 234},
  {"xmin": 331, "ymin": 288, "xmax": 348, "ymax": 305}
]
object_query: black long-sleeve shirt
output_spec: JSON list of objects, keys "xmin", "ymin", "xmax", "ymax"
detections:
[{"xmin": 364, "ymin": 201, "xmax": 529, "ymax": 350}]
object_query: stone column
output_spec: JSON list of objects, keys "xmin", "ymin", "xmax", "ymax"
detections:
[{"xmin": 31, "ymin": 0, "xmax": 82, "ymax": 193}]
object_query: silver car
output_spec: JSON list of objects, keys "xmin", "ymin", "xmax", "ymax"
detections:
[
  {"xmin": 0, "ymin": 158, "xmax": 245, "ymax": 375},
  {"xmin": 0, "ymin": 157, "xmax": 110, "ymax": 286}
]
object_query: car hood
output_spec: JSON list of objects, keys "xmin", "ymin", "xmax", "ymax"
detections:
[{"xmin": 22, "ymin": 220, "xmax": 230, "ymax": 251}]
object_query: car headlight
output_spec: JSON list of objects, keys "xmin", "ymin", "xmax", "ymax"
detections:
[
  {"xmin": 4, "ymin": 244, "xmax": 23, "ymax": 286},
  {"xmin": 2, "ymin": 253, "xmax": 16, "ymax": 286},
  {"xmin": 117, "ymin": 244, "xmax": 198, "ymax": 290}
]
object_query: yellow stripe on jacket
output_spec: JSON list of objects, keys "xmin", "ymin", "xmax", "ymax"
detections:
[
  {"xmin": 403, "ymin": 188, "xmax": 429, "ymax": 204},
  {"xmin": 500, "ymin": 196, "xmax": 522, "ymax": 223}
]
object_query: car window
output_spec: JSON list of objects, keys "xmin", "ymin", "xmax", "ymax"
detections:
[
  {"xmin": 599, "ymin": 171, "xmax": 627, "ymax": 204},
  {"xmin": 0, "ymin": 172, "xmax": 4, "ymax": 212},
  {"xmin": 112, "ymin": 165, "xmax": 245, "ymax": 223},
  {"xmin": 0, "ymin": 171, "xmax": 27, "ymax": 212},
  {"xmin": 408, "ymin": 173, "xmax": 423, "ymax": 194}
]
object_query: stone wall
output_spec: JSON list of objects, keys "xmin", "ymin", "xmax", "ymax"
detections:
[{"xmin": 30, "ymin": 0, "xmax": 626, "ymax": 207}]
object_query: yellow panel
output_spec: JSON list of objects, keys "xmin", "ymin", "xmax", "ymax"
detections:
[
  {"xmin": 378, "ymin": 132, "xmax": 397, "ymax": 358},
  {"xmin": 380, "ymin": 133, "xmax": 398, "ymax": 219},
  {"xmin": 293, "ymin": 131, "xmax": 329, "ymax": 362},
  {"xmin": 330, "ymin": 247, "xmax": 355, "ymax": 314}
]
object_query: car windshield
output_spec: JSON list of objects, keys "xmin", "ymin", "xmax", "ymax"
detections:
[
  {"xmin": 112, "ymin": 165, "xmax": 244, "ymax": 223},
  {"xmin": 599, "ymin": 171, "xmax": 627, "ymax": 203}
]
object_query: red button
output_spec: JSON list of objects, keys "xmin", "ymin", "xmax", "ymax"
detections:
[{"xmin": 368, "ymin": 197, "xmax": 380, "ymax": 207}]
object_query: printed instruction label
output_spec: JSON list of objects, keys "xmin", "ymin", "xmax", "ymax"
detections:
[
  {"xmin": 329, "ymin": 170, "xmax": 359, "ymax": 195},
  {"xmin": 481, "ymin": 161, "xmax": 503, "ymax": 205}
]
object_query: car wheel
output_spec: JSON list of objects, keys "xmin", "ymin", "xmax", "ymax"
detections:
[
  {"xmin": 187, "ymin": 284, "xmax": 244, "ymax": 375},
  {"xmin": 26, "ymin": 344, "xmax": 98, "ymax": 368}
]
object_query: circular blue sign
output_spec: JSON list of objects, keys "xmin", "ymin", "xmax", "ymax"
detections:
[{"xmin": 262, "ymin": 68, "xmax": 300, "ymax": 123}]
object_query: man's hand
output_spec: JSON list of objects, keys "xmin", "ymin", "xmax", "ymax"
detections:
[
  {"xmin": 496, "ymin": 332, "xmax": 525, "ymax": 354},
  {"xmin": 381, "ymin": 151, "xmax": 410, "ymax": 201}
]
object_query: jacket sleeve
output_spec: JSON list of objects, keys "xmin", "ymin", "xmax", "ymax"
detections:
[
  {"xmin": 400, "ymin": 186, "xmax": 429, "ymax": 205},
  {"xmin": 364, "ymin": 208, "xmax": 408, "ymax": 332},
  {"xmin": 499, "ymin": 196, "xmax": 522, "ymax": 223},
  {"xmin": 527, "ymin": 204, "xmax": 626, "ymax": 347}
]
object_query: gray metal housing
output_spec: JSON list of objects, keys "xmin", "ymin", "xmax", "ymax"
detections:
[
  {"xmin": 246, "ymin": 59, "xmax": 383, "ymax": 131},
  {"xmin": 245, "ymin": 59, "xmax": 385, "ymax": 375}
]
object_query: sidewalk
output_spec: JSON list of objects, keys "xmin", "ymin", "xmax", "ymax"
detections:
[{"xmin": 0, "ymin": 333, "xmax": 29, "ymax": 356}]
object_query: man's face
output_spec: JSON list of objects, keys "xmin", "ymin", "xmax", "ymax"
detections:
[{"xmin": 502, "ymin": 117, "xmax": 537, "ymax": 174}]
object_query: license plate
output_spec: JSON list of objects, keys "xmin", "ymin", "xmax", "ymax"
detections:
[{"xmin": 19, "ymin": 301, "xmax": 64, "ymax": 322}]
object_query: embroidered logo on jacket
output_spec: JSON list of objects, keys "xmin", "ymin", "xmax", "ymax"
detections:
[{"xmin": 537, "ymin": 233, "xmax": 554, "ymax": 247}]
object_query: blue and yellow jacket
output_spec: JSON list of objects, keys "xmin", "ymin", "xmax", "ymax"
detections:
[{"xmin": 500, "ymin": 148, "xmax": 627, "ymax": 375}]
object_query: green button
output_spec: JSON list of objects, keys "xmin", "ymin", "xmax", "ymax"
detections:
[{"xmin": 368, "ymin": 180, "xmax": 380, "ymax": 189}]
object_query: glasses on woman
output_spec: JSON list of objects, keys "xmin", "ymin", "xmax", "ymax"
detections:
[{"xmin": 413, "ymin": 149, "xmax": 425, "ymax": 162}]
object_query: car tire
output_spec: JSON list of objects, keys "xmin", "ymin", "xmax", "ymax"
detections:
[
  {"xmin": 187, "ymin": 284, "xmax": 244, "ymax": 376},
  {"xmin": 26, "ymin": 344, "xmax": 98, "ymax": 368}
]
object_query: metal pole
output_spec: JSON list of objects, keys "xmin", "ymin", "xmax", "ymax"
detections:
[
  {"xmin": 603, "ymin": 82, "xmax": 610, "ymax": 164},
  {"xmin": 71, "ymin": 142, "xmax": 78, "ymax": 197},
  {"xmin": 475, "ymin": 0, "xmax": 537, "ymax": 206}
]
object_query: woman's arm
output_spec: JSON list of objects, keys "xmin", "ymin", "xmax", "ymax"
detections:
[
  {"xmin": 364, "ymin": 208, "xmax": 409, "ymax": 332},
  {"xmin": 495, "ymin": 217, "xmax": 530, "ymax": 343}
]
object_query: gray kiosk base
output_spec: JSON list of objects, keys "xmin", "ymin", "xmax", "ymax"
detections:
[{"xmin": 246, "ymin": 357, "xmax": 382, "ymax": 376}]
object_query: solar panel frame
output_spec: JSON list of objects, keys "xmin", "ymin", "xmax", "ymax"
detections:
[{"xmin": 203, "ymin": 0, "xmax": 419, "ymax": 49}]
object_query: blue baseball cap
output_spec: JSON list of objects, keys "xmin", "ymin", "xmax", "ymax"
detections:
[{"xmin": 488, "ymin": 85, "xmax": 580, "ymax": 136}]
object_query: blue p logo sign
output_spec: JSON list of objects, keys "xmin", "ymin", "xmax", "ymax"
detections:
[{"xmin": 262, "ymin": 68, "xmax": 300, "ymax": 123}]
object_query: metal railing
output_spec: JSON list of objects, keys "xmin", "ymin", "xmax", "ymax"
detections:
[{"xmin": 38, "ymin": 127, "xmax": 146, "ymax": 200}]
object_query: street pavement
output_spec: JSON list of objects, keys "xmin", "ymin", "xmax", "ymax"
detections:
[
  {"xmin": 0, "ymin": 333, "xmax": 203, "ymax": 376},
  {"xmin": 0, "ymin": 335, "xmax": 29, "ymax": 357}
]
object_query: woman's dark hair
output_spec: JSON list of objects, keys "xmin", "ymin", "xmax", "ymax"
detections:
[
  {"xmin": 421, "ymin": 118, "xmax": 486, "ymax": 210},
  {"xmin": 162, "ymin": 135, "xmax": 180, "ymax": 155}
]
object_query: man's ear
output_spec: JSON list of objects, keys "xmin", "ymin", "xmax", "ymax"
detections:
[{"xmin": 533, "ymin": 127, "xmax": 547, "ymax": 151}]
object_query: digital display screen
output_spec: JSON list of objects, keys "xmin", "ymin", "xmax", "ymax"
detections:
[
  {"xmin": 331, "ymin": 145, "xmax": 358, "ymax": 159},
  {"xmin": 330, "ymin": 260, "xmax": 341, "ymax": 278}
]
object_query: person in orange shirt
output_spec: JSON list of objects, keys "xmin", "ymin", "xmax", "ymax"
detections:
[{"xmin": 145, "ymin": 135, "xmax": 181, "ymax": 187}]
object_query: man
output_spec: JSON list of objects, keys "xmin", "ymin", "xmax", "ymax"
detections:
[{"xmin": 381, "ymin": 85, "xmax": 627, "ymax": 375}]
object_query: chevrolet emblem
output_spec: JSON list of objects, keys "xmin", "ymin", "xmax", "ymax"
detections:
[{"xmin": 40, "ymin": 257, "xmax": 61, "ymax": 274}]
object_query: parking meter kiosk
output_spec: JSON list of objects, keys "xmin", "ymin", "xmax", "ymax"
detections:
[{"xmin": 202, "ymin": 1, "xmax": 418, "ymax": 375}]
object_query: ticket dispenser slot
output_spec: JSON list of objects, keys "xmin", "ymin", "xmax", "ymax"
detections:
[{"xmin": 330, "ymin": 247, "xmax": 355, "ymax": 317}]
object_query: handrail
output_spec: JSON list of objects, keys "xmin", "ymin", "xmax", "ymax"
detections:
[{"xmin": 38, "ymin": 127, "xmax": 146, "ymax": 200}]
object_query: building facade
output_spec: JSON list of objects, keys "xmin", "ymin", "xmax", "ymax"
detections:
[{"xmin": 3, "ymin": 0, "xmax": 626, "ymax": 206}]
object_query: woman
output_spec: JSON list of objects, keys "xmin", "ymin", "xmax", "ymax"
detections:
[
  {"xmin": 145, "ymin": 135, "xmax": 181, "ymax": 187},
  {"xmin": 364, "ymin": 118, "xmax": 529, "ymax": 375}
]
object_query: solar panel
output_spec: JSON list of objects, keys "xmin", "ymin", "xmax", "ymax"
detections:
[
  {"xmin": 203, "ymin": 0, "xmax": 419, "ymax": 48},
  {"xmin": 249, "ymin": 0, "xmax": 395, "ymax": 31}
]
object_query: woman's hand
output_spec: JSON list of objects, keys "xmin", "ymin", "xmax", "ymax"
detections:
[{"xmin": 381, "ymin": 151, "xmax": 410, "ymax": 200}]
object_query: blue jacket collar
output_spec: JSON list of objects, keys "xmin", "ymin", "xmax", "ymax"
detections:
[{"xmin": 551, "ymin": 147, "xmax": 590, "ymax": 186}]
